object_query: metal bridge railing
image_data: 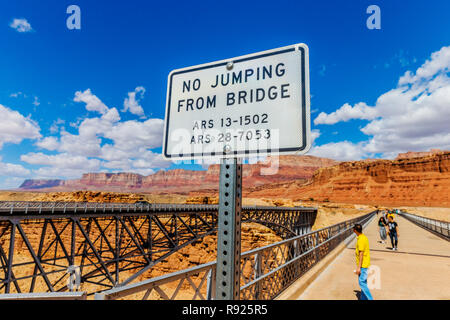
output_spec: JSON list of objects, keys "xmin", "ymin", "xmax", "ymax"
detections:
[
  {"xmin": 399, "ymin": 212, "xmax": 449, "ymax": 240},
  {"xmin": 95, "ymin": 211, "xmax": 375, "ymax": 300},
  {"xmin": 0, "ymin": 201, "xmax": 215, "ymax": 215},
  {"xmin": 0, "ymin": 292, "xmax": 87, "ymax": 300},
  {"xmin": 0, "ymin": 201, "xmax": 315, "ymax": 216}
]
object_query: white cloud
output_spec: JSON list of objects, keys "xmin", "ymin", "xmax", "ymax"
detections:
[
  {"xmin": 38, "ymin": 108, "xmax": 165, "ymax": 168},
  {"xmin": 128, "ymin": 168, "xmax": 156, "ymax": 176},
  {"xmin": 21, "ymin": 152, "xmax": 101, "ymax": 179},
  {"xmin": 102, "ymin": 118, "xmax": 164, "ymax": 152},
  {"xmin": 54, "ymin": 108, "xmax": 121, "ymax": 158},
  {"xmin": 131, "ymin": 151, "xmax": 170, "ymax": 169},
  {"xmin": 32, "ymin": 88, "xmax": 169, "ymax": 178},
  {"xmin": 310, "ymin": 129, "xmax": 321, "ymax": 145},
  {"xmin": 100, "ymin": 146, "xmax": 171, "ymax": 173},
  {"xmin": 35, "ymin": 136, "xmax": 60, "ymax": 151},
  {"xmin": 0, "ymin": 177, "xmax": 26, "ymax": 190},
  {"xmin": 9, "ymin": 18, "xmax": 33, "ymax": 33},
  {"xmin": 399, "ymin": 46, "xmax": 450, "ymax": 85},
  {"xmin": 58, "ymin": 131, "xmax": 102, "ymax": 157},
  {"xmin": 0, "ymin": 87, "xmax": 168, "ymax": 181},
  {"xmin": 20, "ymin": 152, "xmax": 100, "ymax": 168},
  {"xmin": 32, "ymin": 96, "xmax": 40, "ymax": 106},
  {"xmin": 97, "ymin": 117, "xmax": 169, "ymax": 172},
  {"xmin": 314, "ymin": 102, "xmax": 378, "ymax": 125},
  {"xmin": 49, "ymin": 118, "xmax": 65, "ymax": 134},
  {"xmin": 309, "ymin": 141, "xmax": 367, "ymax": 161},
  {"xmin": 10, "ymin": 92, "xmax": 23, "ymax": 98},
  {"xmin": 194, "ymin": 157, "xmax": 220, "ymax": 170},
  {"xmin": 123, "ymin": 86, "xmax": 146, "ymax": 117},
  {"xmin": 0, "ymin": 156, "xmax": 30, "ymax": 177},
  {"xmin": 74, "ymin": 89, "xmax": 109, "ymax": 115},
  {"xmin": 313, "ymin": 46, "xmax": 450, "ymax": 159},
  {"xmin": 0, "ymin": 104, "xmax": 41, "ymax": 149},
  {"xmin": 31, "ymin": 167, "xmax": 90, "ymax": 179}
]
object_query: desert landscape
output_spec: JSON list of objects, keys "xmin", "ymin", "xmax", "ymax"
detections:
[
  {"xmin": 2, "ymin": 149, "xmax": 449, "ymax": 226},
  {"xmin": 12, "ymin": 150, "xmax": 450, "ymax": 208},
  {"xmin": 0, "ymin": 149, "xmax": 449, "ymax": 298}
]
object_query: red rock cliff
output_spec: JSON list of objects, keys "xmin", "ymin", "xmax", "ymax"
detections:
[
  {"xmin": 19, "ymin": 155, "xmax": 337, "ymax": 193},
  {"xmin": 247, "ymin": 152, "xmax": 450, "ymax": 207}
]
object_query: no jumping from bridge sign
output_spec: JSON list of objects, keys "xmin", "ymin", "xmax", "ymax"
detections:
[{"xmin": 163, "ymin": 43, "xmax": 311, "ymax": 160}]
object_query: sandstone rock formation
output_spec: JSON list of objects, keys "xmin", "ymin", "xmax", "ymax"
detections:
[
  {"xmin": 29, "ymin": 191, "xmax": 148, "ymax": 203},
  {"xmin": 247, "ymin": 152, "xmax": 450, "ymax": 207},
  {"xmin": 18, "ymin": 155, "xmax": 337, "ymax": 193},
  {"xmin": 395, "ymin": 149, "xmax": 445, "ymax": 160},
  {"xmin": 185, "ymin": 196, "xmax": 219, "ymax": 204}
]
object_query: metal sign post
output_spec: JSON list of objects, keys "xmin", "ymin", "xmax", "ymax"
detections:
[{"xmin": 215, "ymin": 157, "xmax": 242, "ymax": 300}]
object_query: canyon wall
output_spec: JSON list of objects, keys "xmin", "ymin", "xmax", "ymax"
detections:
[
  {"xmin": 19, "ymin": 155, "xmax": 337, "ymax": 194},
  {"xmin": 246, "ymin": 152, "xmax": 450, "ymax": 207}
]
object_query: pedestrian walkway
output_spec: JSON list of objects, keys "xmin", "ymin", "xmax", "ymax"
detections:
[{"xmin": 297, "ymin": 215, "xmax": 450, "ymax": 300}]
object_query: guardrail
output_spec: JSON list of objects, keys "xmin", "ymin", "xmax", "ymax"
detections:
[
  {"xmin": 0, "ymin": 201, "xmax": 215, "ymax": 215},
  {"xmin": 399, "ymin": 212, "xmax": 449, "ymax": 240},
  {"xmin": 0, "ymin": 292, "xmax": 87, "ymax": 300},
  {"xmin": 95, "ymin": 211, "xmax": 375, "ymax": 300},
  {"xmin": 0, "ymin": 201, "xmax": 316, "ymax": 216}
]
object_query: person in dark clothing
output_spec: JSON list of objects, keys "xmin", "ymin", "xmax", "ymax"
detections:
[
  {"xmin": 378, "ymin": 216, "xmax": 387, "ymax": 244},
  {"xmin": 387, "ymin": 216, "xmax": 399, "ymax": 251}
]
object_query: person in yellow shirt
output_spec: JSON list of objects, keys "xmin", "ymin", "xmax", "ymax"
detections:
[
  {"xmin": 353, "ymin": 224, "xmax": 373, "ymax": 300},
  {"xmin": 387, "ymin": 210, "xmax": 395, "ymax": 220}
]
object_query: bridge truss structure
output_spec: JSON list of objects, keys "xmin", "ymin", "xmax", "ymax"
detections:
[
  {"xmin": 0, "ymin": 201, "xmax": 316, "ymax": 294},
  {"xmin": 95, "ymin": 211, "xmax": 376, "ymax": 300}
]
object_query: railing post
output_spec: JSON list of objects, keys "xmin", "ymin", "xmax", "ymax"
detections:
[
  {"xmin": 293, "ymin": 239, "xmax": 299, "ymax": 257},
  {"xmin": 206, "ymin": 267, "xmax": 216, "ymax": 300},
  {"xmin": 94, "ymin": 292, "xmax": 106, "ymax": 300},
  {"xmin": 314, "ymin": 232, "xmax": 319, "ymax": 261},
  {"xmin": 254, "ymin": 253, "xmax": 262, "ymax": 299},
  {"xmin": 5, "ymin": 223, "xmax": 16, "ymax": 293}
]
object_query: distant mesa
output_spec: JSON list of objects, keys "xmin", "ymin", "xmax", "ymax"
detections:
[
  {"xmin": 16, "ymin": 150, "xmax": 450, "ymax": 208},
  {"xmin": 19, "ymin": 179, "xmax": 64, "ymax": 190},
  {"xmin": 17, "ymin": 155, "xmax": 338, "ymax": 193}
]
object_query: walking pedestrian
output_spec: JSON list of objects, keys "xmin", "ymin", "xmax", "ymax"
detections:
[
  {"xmin": 387, "ymin": 216, "xmax": 399, "ymax": 251},
  {"xmin": 378, "ymin": 215, "xmax": 387, "ymax": 243},
  {"xmin": 353, "ymin": 224, "xmax": 373, "ymax": 300},
  {"xmin": 387, "ymin": 210, "xmax": 395, "ymax": 221}
]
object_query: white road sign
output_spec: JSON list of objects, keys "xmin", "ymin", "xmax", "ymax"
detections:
[{"xmin": 163, "ymin": 43, "xmax": 310, "ymax": 160}]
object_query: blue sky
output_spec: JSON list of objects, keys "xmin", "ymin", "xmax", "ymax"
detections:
[{"xmin": 0, "ymin": 0, "xmax": 450, "ymax": 189}]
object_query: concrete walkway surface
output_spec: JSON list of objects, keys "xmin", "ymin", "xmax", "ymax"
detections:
[{"xmin": 297, "ymin": 215, "xmax": 450, "ymax": 300}]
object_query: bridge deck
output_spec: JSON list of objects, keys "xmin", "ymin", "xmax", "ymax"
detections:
[{"xmin": 297, "ymin": 215, "xmax": 450, "ymax": 300}]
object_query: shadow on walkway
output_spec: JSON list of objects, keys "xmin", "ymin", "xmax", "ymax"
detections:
[{"xmin": 346, "ymin": 247, "xmax": 450, "ymax": 259}]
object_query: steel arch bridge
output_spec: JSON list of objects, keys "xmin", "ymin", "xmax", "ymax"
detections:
[{"xmin": 0, "ymin": 201, "xmax": 316, "ymax": 294}]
